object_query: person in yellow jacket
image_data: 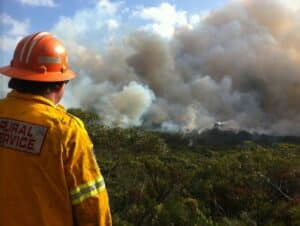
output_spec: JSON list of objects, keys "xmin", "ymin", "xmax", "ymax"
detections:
[{"xmin": 0, "ymin": 32, "xmax": 112, "ymax": 226}]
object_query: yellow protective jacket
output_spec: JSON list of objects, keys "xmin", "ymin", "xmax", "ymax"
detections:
[{"xmin": 0, "ymin": 91, "xmax": 112, "ymax": 226}]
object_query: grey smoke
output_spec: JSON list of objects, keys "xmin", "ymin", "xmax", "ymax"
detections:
[{"xmin": 60, "ymin": 0, "xmax": 300, "ymax": 135}]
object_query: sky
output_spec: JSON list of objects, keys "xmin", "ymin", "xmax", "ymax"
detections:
[
  {"xmin": 1, "ymin": 0, "xmax": 300, "ymax": 135},
  {"xmin": 1, "ymin": 0, "xmax": 299, "ymax": 64},
  {"xmin": 0, "ymin": 0, "xmax": 228, "ymax": 62}
]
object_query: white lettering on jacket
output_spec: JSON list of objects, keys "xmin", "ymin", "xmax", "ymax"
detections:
[{"xmin": 0, "ymin": 118, "xmax": 48, "ymax": 154}]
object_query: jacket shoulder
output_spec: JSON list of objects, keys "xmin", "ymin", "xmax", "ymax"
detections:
[
  {"xmin": 52, "ymin": 106, "xmax": 87, "ymax": 131},
  {"xmin": 66, "ymin": 112, "xmax": 86, "ymax": 129},
  {"xmin": 59, "ymin": 110, "xmax": 91, "ymax": 143}
]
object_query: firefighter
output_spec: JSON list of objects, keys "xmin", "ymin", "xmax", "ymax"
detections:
[{"xmin": 0, "ymin": 32, "xmax": 112, "ymax": 226}]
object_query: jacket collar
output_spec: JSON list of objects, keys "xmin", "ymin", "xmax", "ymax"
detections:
[{"xmin": 7, "ymin": 90, "xmax": 65, "ymax": 110}]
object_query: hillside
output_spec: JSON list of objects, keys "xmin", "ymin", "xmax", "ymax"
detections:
[
  {"xmin": 69, "ymin": 108, "xmax": 300, "ymax": 226},
  {"xmin": 159, "ymin": 128, "xmax": 300, "ymax": 148}
]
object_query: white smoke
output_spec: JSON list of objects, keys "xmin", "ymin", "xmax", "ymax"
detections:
[
  {"xmin": 93, "ymin": 81, "xmax": 155, "ymax": 127},
  {"xmin": 0, "ymin": 76, "xmax": 10, "ymax": 98},
  {"xmin": 54, "ymin": 0, "xmax": 300, "ymax": 135}
]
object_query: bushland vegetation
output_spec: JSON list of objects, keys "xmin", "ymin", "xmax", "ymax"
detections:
[{"xmin": 68, "ymin": 108, "xmax": 300, "ymax": 226}]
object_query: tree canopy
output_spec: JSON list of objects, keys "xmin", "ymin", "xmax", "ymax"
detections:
[{"xmin": 69, "ymin": 108, "xmax": 300, "ymax": 226}]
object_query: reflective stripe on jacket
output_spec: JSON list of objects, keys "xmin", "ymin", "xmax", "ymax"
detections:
[{"xmin": 0, "ymin": 91, "xmax": 112, "ymax": 226}]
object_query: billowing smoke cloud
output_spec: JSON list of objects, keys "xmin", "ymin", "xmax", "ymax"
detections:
[
  {"xmin": 58, "ymin": 0, "xmax": 300, "ymax": 135},
  {"xmin": 87, "ymin": 81, "xmax": 155, "ymax": 127}
]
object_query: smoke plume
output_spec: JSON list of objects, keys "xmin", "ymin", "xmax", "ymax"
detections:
[{"xmin": 60, "ymin": 0, "xmax": 300, "ymax": 135}]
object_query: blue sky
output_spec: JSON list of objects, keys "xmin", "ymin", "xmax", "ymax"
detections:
[{"xmin": 0, "ymin": 0, "xmax": 230, "ymax": 64}]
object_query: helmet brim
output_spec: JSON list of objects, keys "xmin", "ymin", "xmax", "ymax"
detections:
[{"xmin": 0, "ymin": 65, "xmax": 75, "ymax": 82}]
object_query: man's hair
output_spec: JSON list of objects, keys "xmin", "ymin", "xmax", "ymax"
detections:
[{"xmin": 8, "ymin": 78, "xmax": 68, "ymax": 95}]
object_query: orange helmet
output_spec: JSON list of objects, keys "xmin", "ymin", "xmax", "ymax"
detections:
[{"xmin": 0, "ymin": 32, "xmax": 75, "ymax": 82}]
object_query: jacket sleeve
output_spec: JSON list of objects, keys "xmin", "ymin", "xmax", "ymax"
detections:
[{"xmin": 63, "ymin": 118, "xmax": 112, "ymax": 226}]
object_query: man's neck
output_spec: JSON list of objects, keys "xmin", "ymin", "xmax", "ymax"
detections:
[{"xmin": 43, "ymin": 91, "xmax": 63, "ymax": 105}]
